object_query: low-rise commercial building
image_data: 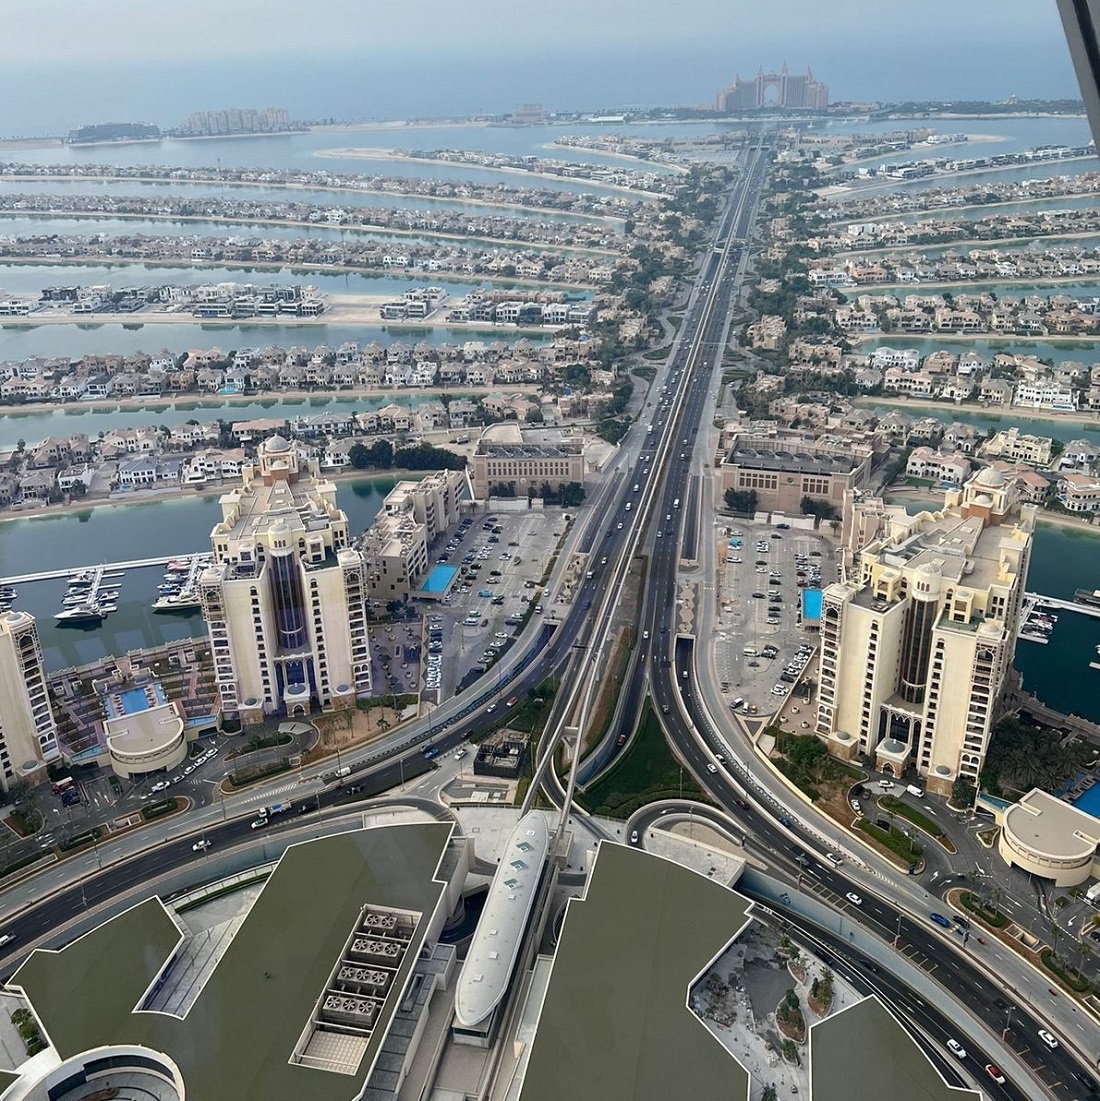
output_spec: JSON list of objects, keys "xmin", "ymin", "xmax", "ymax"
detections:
[
  {"xmin": 470, "ymin": 439, "xmax": 584, "ymax": 500},
  {"xmin": 996, "ymin": 788, "xmax": 1100, "ymax": 887},
  {"xmin": 719, "ymin": 429, "xmax": 873, "ymax": 515}
]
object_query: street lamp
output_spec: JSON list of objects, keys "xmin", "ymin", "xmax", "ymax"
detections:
[{"xmin": 1003, "ymin": 1004, "xmax": 1015, "ymax": 1040}]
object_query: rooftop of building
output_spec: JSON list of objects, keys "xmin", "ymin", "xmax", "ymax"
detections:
[
  {"xmin": 1001, "ymin": 789, "xmax": 1100, "ymax": 862},
  {"xmin": 722, "ymin": 442, "xmax": 863, "ymax": 475},
  {"xmin": 809, "ymin": 996, "xmax": 980, "ymax": 1101},
  {"xmin": 10, "ymin": 824, "xmax": 455, "ymax": 1101},
  {"xmin": 518, "ymin": 842, "xmax": 752, "ymax": 1101},
  {"xmin": 476, "ymin": 442, "xmax": 581, "ymax": 459}
]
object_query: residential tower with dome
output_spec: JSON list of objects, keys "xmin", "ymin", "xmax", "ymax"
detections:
[
  {"xmin": 814, "ymin": 466, "xmax": 1035, "ymax": 795},
  {"xmin": 197, "ymin": 433, "xmax": 371, "ymax": 725}
]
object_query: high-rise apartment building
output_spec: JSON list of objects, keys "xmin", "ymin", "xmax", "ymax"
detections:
[
  {"xmin": 0, "ymin": 611, "xmax": 60, "ymax": 787},
  {"xmin": 198, "ymin": 435, "xmax": 370, "ymax": 723},
  {"xmin": 815, "ymin": 468, "xmax": 1034, "ymax": 794}
]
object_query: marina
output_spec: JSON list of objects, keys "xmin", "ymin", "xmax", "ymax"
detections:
[
  {"xmin": 152, "ymin": 554, "xmax": 212, "ymax": 613},
  {"xmin": 54, "ymin": 565, "xmax": 123, "ymax": 624}
]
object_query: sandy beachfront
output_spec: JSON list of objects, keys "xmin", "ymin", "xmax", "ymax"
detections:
[
  {"xmin": 817, "ymin": 154, "xmax": 1099, "ymax": 199},
  {"xmin": 0, "ymin": 380, "xmax": 540, "ymax": 421},
  {"xmin": 853, "ymin": 393, "xmax": 1100, "ymax": 427},
  {"xmin": 314, "ymin": 148, "xmax": 662, "ymax": 199},
  {"xmin": 0, "ymin": 206, "xmax": 619, "ymax": 259},
  {"xmin": 0, "ymin": 171, "xmax": 627, "ymax": 224}
]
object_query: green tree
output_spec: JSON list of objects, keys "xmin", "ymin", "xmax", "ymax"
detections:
[
  {"xmin": 724, "ymin": 487, "xmax": 758, "ymax": 514},
  {"xmin": 952, "ymin": 777, "xmax": 976, "ymax": 808}
]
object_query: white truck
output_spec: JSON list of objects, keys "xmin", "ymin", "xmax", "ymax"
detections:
[{"xmin": 906, "ymin": 783, "xmax": 925, "ymax": 798}]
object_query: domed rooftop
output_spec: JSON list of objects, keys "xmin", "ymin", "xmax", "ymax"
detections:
[
  {"xmin": 265, "ymin": 434, "xmax": 291, "ymax": 454},
  {"xmin": 974, "ymin": 466, "xmax": 1004, "ymax": 489}
]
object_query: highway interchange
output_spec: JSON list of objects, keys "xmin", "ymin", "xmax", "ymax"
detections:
[{"xmin": 0, "ymin": 140, "xmax": 1095, "ymax": 1101}]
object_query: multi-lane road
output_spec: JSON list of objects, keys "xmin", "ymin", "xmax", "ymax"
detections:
[{"xmin": 0, "ymin": 137, "xmax": 1094, "ymax": 1100}]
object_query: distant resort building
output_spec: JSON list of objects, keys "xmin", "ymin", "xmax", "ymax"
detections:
[{"xmin": 716, "ymin": 64, "xmax": 829, "ymax": 112}]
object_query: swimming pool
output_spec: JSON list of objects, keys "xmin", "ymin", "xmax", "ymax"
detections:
[
  {"xmin": 1072, "ymin": 784, "xmax": 1100, "ymax": 819},
  {"xmin": 422, "ymin": 564, "xmax": 458, "ymax": 594},
  {"xmin": 801, "ymin": 587, "xmax": 823, "ymax": 624}
]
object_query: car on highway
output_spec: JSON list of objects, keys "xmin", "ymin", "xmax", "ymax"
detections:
[
  {"xmin": 985, "ymin": 1066, "xmax": 1006, "ymax": 1084},
  {"xmin": 0, "ymin": 933, "xmax": 15, "ymax": 948},
  {"xmin": 845, "ymin": 892, "xmax": 862, "ymax": 906},
  {"xmin": 929, "ymin": 912, "xmax": 953, "ymax": 929},
  {"xmin": 486, "ymin": 703, "xmax": 497, "ymax": 713},
  {"xmin": 192, "ymin": 839, "xmax": 211, "ymax": 852},
  {"xmin": 250, "ymin": 817, "xmax": 269, "ymax": 830},
  {"xmin": 735, "ymin": 799, "xmax": 750, "ymax": 810},
  {"xmin": 630, "ymin": 830, "xmax": 639, "ymax": 845},
  {"xmin": 706, "ymin": 763, "xmax": 718, "ymax": 774},
  {"xmin": 150, "ymin": 780, "xmax": 170, "ymax": 793},
  {"xmin": 778, "ymin": 816, "xmax": 793, "ymax": 827},
  {"xmin": 946, "ymin": 1039, "xmax": 967, "ymax": 1060},
  {"xmin": 506, "ymin": 696, "xmax": 518, "ymax": 707},
  {"xmin": 826, "ymin": 852, "xmax": 843, "ymax": 865},
  {"xmin": 617, "ymin": 734, "xmax": 627, "ymax": 747},
  {"xmin": 1038, "ymin": 1029, "xmax": 1060, "ymax": 1049}
]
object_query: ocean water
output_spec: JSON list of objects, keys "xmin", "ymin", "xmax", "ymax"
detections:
[{"xmin": 0, "ymin": 34, "xmax": 1082, "ymax": 140}]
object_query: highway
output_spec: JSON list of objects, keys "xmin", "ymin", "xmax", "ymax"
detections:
[{"xmin": 0, "ymin": 136, "xmax": 1092, "ymax": 1101}]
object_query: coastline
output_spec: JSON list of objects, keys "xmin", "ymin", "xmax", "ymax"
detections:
[
  {"xmin": 852, "ymin": 330, "xmax": 1100, "ymax": 346},
  {"xmin": 0, "ymin": 173, "xmax": 627, "ymax": 224},
  {"xmin": 837, "ymin": 228, "xmax": 1100, "ymax": 258},
  {"xmin": 0, "ymin": 206, "xmax": 620, "ymax": 259},
  {"xmin": 313, "ymin": 148, "xmax": 663, "ymax": 199},
  {"xmin": 543, "ymin": 140, "xmax": 690, "ymax": 174},
  {"xmin": 816, "ymin": 155, "xmax": 1099, "ymax": 200},
  {"xmin": 0, "ymin": 254, "xmax": 592, "ymax": 298},
  {"xmin": 0, "ymin": 381, "xmax": 539, "ymax": 419},
  {"xmin": 854, "ymin": 393, "xmax": 1100, "ymax": 427},
  {"xmin": 820, "ymin": 188, "xmax": 1100, "ymax": 223},
  {"xmin": 0, "ymin": 464, "xmax": 421, "ymax": 527},
  {"xmin": 0, "ymin": 293, "xmax": 577, "ymax": 335}
]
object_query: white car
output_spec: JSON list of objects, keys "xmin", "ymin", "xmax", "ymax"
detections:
[
  {"xmin": 946, "ymin": 1039, "xmax": 967, "ymax": 1060},
  {"xmin": 150, "ymin": 780, "xmax": 170, "ymax": 793},
  {"xmin": 845, "ymin": 892, "xmax": 862, "ymax": 906},
  {"xmin": 706, "ymin": 763, "xmax": 718, "ymax": 774},
  {"xmin": 454, "ymin": 748, "xmax": 467, "ymax": 760},
  {"xmin": 192, "ymin": 839, "xmax": 211, "ymax": 852},
  {"xmin": 1038, "ymin": 1030, "xmax": 1059, "ymax": 1050}
]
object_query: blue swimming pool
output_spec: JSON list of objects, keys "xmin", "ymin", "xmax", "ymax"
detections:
[
  {"xmin": 423, "ymin": 564, "xmax": 458, "ymax": 594},
  {"xmin": 1072, "ymin": 784, "xmax": 1100, "ymax": 819},
  {"xmin": 105, "ymin": 681, "xmax": 168, "ymax": 719},
  {"xmin": 801, "ymin": 588, "xmax": 823, "ymax": 623}
]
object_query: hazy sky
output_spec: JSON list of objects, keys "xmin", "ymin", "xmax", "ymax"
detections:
[
  {"xmin": 1, "ymin": 0, "xmax": 1074, "ymax": 69},
  {"xmin": 0, "ymin": 0, "xmax": 1082, "ymax": 133}
]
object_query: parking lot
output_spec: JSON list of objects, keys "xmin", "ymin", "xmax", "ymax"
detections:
[
  {"xmin": 711, "ymin": 522, "xmax": 838, "ymax": 718},
  {"xmin": 419, "ymin": 508, "xmax": 569, "ymax": 701}
]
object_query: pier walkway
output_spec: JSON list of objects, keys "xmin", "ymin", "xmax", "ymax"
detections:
[
  {"xmin": 3, "ymin": 556, "xmax": 185, "ymax": 585},
  {"xmin": 1025, "ymin": 592, "xmax": 1100, "ymax": 620}
]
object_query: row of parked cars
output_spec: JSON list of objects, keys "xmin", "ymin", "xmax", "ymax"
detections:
[{"xmin": 150, "ymin": 744, "xmax": 220, "ymax": 792}]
